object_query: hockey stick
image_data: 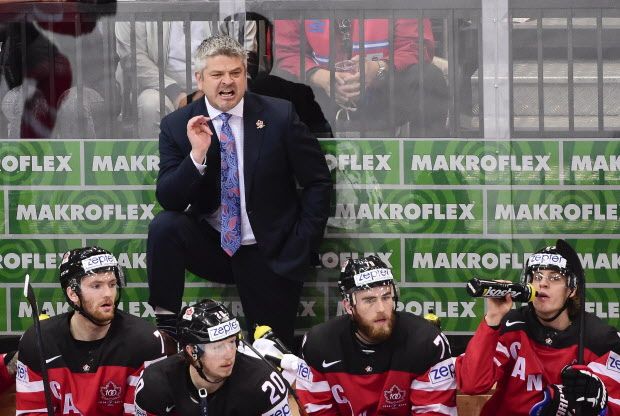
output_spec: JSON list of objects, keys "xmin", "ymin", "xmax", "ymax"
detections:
[
  {"xmin": 556, "ymin": 240, "xmax": 586, "ymax": 416},
  {"xmin": 239, "ymin": 338, "xmax": 309, "ymax": 416},
  {"xmin": 556, "ymin": 239, "xmax": 585, "ymax": 364},
  {"xmin": 23, "ymin": 274, "xmax": 55, "ymax": 416}
]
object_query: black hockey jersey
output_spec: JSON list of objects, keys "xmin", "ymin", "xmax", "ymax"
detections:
[
  {"xmin": 134, "ymin": 352, "xmax": 291, "ymax": 415},
  {"xmin": 296, "ymin": 312, "xmax": 457, "ymax": 415},
  {"xmin": 457, "ymin": 306, "xmax": 620, "ymax": 415},
  {"xmin": 16, "ymin": 310, "xmax": 166, "ymax": 415}
]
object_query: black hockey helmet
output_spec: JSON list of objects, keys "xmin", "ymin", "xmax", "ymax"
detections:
[
  {"xmin": 338, "ymin": 255, "xmax": 398, "ymax": 304},
  {"xmin": 59, "ymin": 246, "xmax": 124, "ymax": 324},
  {"xmin": 60, "ymin": 246, "xmax": 124, "ymax": 291},
  {"xmin": 521, "ymin": 240, "xmax": 581, "ymax": 290},
  {"xmin": 178, "ymin": 299, "xmax": 241, "ymax": 347}
]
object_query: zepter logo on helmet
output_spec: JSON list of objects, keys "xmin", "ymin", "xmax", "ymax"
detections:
[
  {"xmin": 521, "ymin": 245, "xmax": 577, "ymax": 289},
  {"xmin": 338, "ymin": 255, "xmax": 398, "ymax": 305},
  {"xmin": 59, "ymin": 246, "xmax": 125, "ymax": 291},
  {"xmin": 178, "ymin": 299, "xmax": 241, "ymax": 346}
]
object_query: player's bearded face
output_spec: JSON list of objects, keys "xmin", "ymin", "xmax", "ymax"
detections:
[
  {"xmin": 351, "ymin": 285, "xmax": 396, "ymax": 343},
  {"xmin": 77, "ymin": 271, "xmax": 118, "ymax": 324}
]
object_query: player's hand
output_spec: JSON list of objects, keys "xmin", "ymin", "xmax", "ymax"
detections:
[
  {"xmin": 187, "ymin": 115, "xmax": 213, "ymax": 163},
  {"xmin": 253, "ymin": 338, "xmax": 285, "ymax": 365},
  {"xmin": 529, "ymin": 384, "xmax": 575, "ymax": 416},
  {"xmin": 484, "ymin": 280, "xmax": 513, "ymax": 327},
  {"xmin": 3, "ymin": 351, "xmax": 18, "ymax": 377},
  {"xmin": 562, "ymin": 365, "xmax": 608, "ymax": 415}
]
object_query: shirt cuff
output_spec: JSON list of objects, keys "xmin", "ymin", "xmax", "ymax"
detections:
[{"xmin": 189, "ymin": 152, "xmax": 207, "ymax": 175}]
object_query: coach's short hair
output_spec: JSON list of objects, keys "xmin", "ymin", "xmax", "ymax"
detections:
[{"xmin": 194, "ymin": 35, "xmax": 247, "ymax": 74}]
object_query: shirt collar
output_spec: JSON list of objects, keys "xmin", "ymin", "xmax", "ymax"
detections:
[{"xmin": 204, "ymin": 96, "xmax": 244, "ymax": 120}]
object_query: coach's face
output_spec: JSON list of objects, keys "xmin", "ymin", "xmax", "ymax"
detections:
[{"xmin": 196, "ymin": 54, "xmax": 247, "ymax": 112}]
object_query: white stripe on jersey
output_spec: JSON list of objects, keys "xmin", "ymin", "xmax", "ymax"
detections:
[
  {"xmin": 305, "ymin": 403, "xmax": 334, "ymax": 413},
  {"xmin": 493, "ymin": 357, "xmax": 502, "ymax": 367},
  {"xmin": 127, "ymin": 375, "xmax": 140, "ymax": 386},
  {"xmin": 16, "ymin": 379, "xmax": 44, "ymax": 393},
  {"xmin": 144, "ymin": 355, "xmax": 167, "ymax": 367},
  {"xmin": 297, "ymin": 380, "xmax": 330, "ymax": 393},
  {"xmin": 589, "ymin": 362, "xmax": 620, "ymax": 383},
  {"xmin": 411, "ymin": 403, "xmax": 457, "ymax": 415},
  {"xmin": 608, "ymin": 395, "xmax": 620, "ymax": 406},
  {"xmin": 17, "ymin": 408, "xmax": 49, "ymax": 415},
  {"xmin": 411, "ymin": 378, "xmax": 456, "ymax": 391},
  {"xmin": 124, "ymin": 403, "xmax": 135, "ymax": 413}
]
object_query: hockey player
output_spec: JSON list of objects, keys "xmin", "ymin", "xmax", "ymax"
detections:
[
  {"xmin": 296, "ymin": 255, "xmax": 457, "ymax": 415},
  {"xmin": 16, "ymin": 247, "xmax": 167, "ymax": 415},
  {"xmin": 134, "ymin": 298, "xmax": 293, "ymax": 415},
  {"xmin": 457, "ymin": 239, "xmax": 620, "ymax": 415}
]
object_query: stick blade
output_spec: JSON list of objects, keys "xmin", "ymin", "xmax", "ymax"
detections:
[{"xmin": 24, "ymin": 274, "xmax": 30, "ymax": 298}]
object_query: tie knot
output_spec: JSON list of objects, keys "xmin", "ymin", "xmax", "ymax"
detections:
[{"xmin": 219, "ymin": 113, "xmax": 232, "ymax": 123}]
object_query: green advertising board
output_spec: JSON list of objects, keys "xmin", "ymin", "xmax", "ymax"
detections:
[
  {"xmin": 84, "ymin": 140, "xmax": 159, "ymax": 186},
  {"xmin": 0, "ymin": 141, "xmax": 81, "ymax": 186},
  {"xmin": 563, "ymin": 140, "xmax": 620, "ymax": 185},
  {"xmin": 1, "ymin": 138, "xmax": 620, "ymax": 335},
  {"xmin": 403, "ymin": 140, "xmax": 560, "ymax": 185},
  {"xmin": 8, "ymin": 189, "xmax": 159, "ymax": 234}
]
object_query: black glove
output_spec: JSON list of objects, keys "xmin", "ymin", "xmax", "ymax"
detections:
[
  {"xmin": 561, "ymin": 365, "xmax": 608, "ymax": 416},
  {"xmin": 530, "ymin": 384, "xmax": 575, "ymax": 416}
]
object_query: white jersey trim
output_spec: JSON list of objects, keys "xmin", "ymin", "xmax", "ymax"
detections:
[
  {"xmin": 17, "ymin": 408, "xmax": 49, "ymax": 415},
  {"xmin": 305, "ymin": 403, "xmax": 334, "ymax": 413},
  {"xmin": 16, "ymin": 379, "xmax": 44, "ymax": 393},
  {"xmin": 589, "ymin": 361, "xmax": 620, "ymax": 383},
  {"xmin": 296, "ymin": 379, "xmax": 330, "ymax": 393},
  {"xmin": 127, "ymin": 375, "xmax": 140, "ymax": 386},
  {"xmin": 411, "ymin": 378, "xmax": 456, "ymax": 391},
  {"xmin": 411, "ymin": 403, "xmax": 457, "ymax": 415}
]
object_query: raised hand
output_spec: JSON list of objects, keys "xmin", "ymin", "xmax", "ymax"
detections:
[{"xmin": 186, "ymin": 115, "xmax": 213, "ymax": 164}]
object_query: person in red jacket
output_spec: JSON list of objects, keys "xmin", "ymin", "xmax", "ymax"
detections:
[
  {"xmin": 457, "ymin": 240, "xmax": 620, "ymax": 416},
  {"xmin": 275, "ymin": 18, "xmax": 448, "ymax": 136},
  {"xmin": 15, "ymin": 247, "xmax": 166, "ymax": 415},
  {"xmin": 296, "ymin": 255, "xmax": 456, "ymax": 415}
]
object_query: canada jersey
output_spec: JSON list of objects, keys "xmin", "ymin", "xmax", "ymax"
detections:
[
  {"xmin": 16, "ymin": 311, "xmax": 166, "ymax": 415},
  {"xmin": 457, "ymin": 306, "xmax": 620, "ymax": 415},
  {"xmin": 134, "ymin": 352, "xmax": 290, "ymax": 415},
  {"xmin": 296, "ymin": 312, "xmax": 457, "ymax": 415}
]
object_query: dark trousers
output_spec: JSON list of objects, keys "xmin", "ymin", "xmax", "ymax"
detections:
[{"xmin": 147, "ymin": 210, "xmax": 303, "ymax": 348}]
